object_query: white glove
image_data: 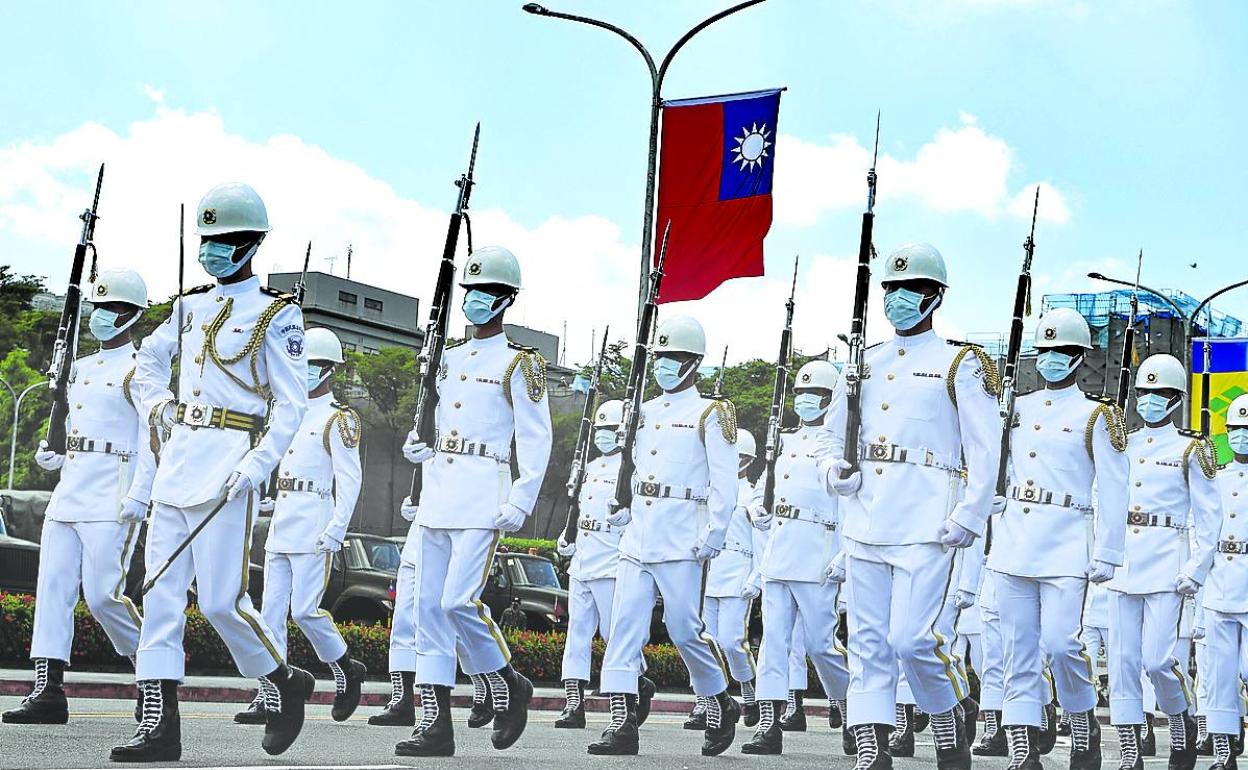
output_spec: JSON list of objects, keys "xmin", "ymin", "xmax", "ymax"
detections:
[
  {"xmin": 827, "ymin": 459, "xmax": 862, "ymax": 496},
  {"xmin": 741, "ymin": 582, "xmax": 761, "ymax": 601},
  {"xmin": 399, "ymin": 496, "xmax": 419, "ymax": 522},
  {"xmin": 990, "ymin": 495, "xmax": 1008, "ymax": 515},
  {"xmin": 556, "ymin": 534, "xmax": 576, "ymax": 557},
  {"xmin": 953, "ymin": 589, "xmax": 976, "ymax": 610},
  {"xmin": 224, "ymin": 470, "xmax": 254, "ymax": 501},
  {"xmin": 692, "ymin": 538, "xmax": 721, "ymax": 562},
  {"xmin": 118, "ymin": 497, "xmax": 148, "ymax": 523},
  {"xmin": 34, "ymin": 440, "xmax": 65, "ymax": 471},
  {"xmin": 824, "ymin": 557, "xmax": 847, "ymax": 584},
  {"xmin": 401, "ymin": 431, "xmax": 434, "ymax": 464},
  {"xmin": 493, "ymin": 502, "xmax": 526, "ymax": 533},
  {"xmin": 938, "ymin": 519, "xmax": 976, "ymax": 549},
  {"xmin": 606, "ymin": 501, "xmax": 631, "ymax": 527},
  {"xmin": 747, "ymin": 504, "xmax": 772, "ymax": 531},
  {"xmin": 316, "ymin": 530, "xmax": 344, "ymax": 553},
  {"xmin": 1175, "ymin": 574, "xmax": 1201, "ymax": 596},
  {"xmin": 1085, "ymin": 560, "xmax": 1116, "ymax": 584},
  {"xmin": 258, "ymin": 497, "xmax": 276, "ymax": 514},
  {"xmin": 1192, "ymin": 623, "xmax": 1206, "ymax": 641},
  {"xmin": 153, "ymin": 399, "xmax": 177, "ymax": 431}
]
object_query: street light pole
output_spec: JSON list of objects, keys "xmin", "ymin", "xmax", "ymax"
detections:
[
  {"xmin": 1189, "ymin": 279, "xmax": 1248, "ymax": 434},
  {"xmin": 522, "ymin": 0, "xmax": 768, "ymax": 326}
]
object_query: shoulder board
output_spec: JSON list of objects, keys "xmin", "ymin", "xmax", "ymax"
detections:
[
  {"xmin": 507, "ymin": 341, "xmax": 539, "ymax": 353},
  {"xmin": 865, "ymin": 341, "xmax": 887, "ymax": 351},
  {"xmin": 780, "ymin": 427, "xmax": 799, "ymax": 435},
  {"xmin": 1085, "ymin": 393, "xmax": 1117, "ymax": 405},
  {"xmin": 260, "ymin": 286, "xmax": 296, "ymax": 301},
  {"xmin": 1127, "ymin": 426, "xmax": 1143, "ymax": 434},
  {"xmin": 445, "ymin": 338, "xmax": 468, "ymax": 349},
  {"xmin": 181, "ymin": 284, "xmax": 213, "ymax": 296},
  {"xmin": 1178, "ymin": 428, "xmax": 1208, "ymax": 439},
  {"xmin": 946, "ymin": 339, "xmax": 971, "ymax": 347}
]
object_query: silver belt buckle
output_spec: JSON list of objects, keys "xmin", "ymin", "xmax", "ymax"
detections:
[
  {"xmin": 1021, "ymin": 486, "xmax": 1038, "ymax": 502},
  {"xmin": 182, "ymin": 402, "xmax": 214, "ymax": 428},
  {"xmin": 870, "ymin": 443, "xmax": 890, "ymax": 460},
  {"xmin": 440, "ymin": 436, "xmax": 464, "ymax": 453},
  {"xmin": 67, "ymin": 436, "xmax": 84, "ymax": 451}
]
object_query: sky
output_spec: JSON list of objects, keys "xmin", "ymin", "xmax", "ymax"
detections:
[{"xmin": 1, "ymin": 0, "xmax": 1246, "ymax": 367}]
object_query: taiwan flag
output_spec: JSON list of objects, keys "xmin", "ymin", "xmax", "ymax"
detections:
[{"xmin": 654, "ymin": 88, "xmax": 783, "ymax": 304}]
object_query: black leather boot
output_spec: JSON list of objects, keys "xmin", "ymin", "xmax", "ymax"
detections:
[
  {"xmin": 369, "ymin": 671, "xmax": 415, "ymax": 726},
  {"xmin": 1068, "ymin": 708, "xmax": 1102, "ymax": 770},
  {"xmin": 933, "ymin": 706, "xmax": 972, "ymax": 770},
  {"xmin": 233, "ymin": 690, "xmax": 267, "ymax": 725},
  {"xmin": 554, "ymin": 679, "xmax": 586, "ymax": 728},
  {"xmin": 845, "ymin": 721, "xmax": 859, "ymax": 755},
  {"xmin": 914, "ymin": 706, "xmax": 931, "ymax": 733},
  {"xmin": 1169, "ymin": 711, "xmax": 1199, "ymax": 770},
  {"xmin": 261, "ymin": 665, "xmax": 314, "ymax": 756},
  {"xmin": 3, "ymin": 658, "xmax": 69, "ymax": 725},
  {"xmin": 973, "ymin": 709, "xmax": 1007, "ymax": 756},
  {"xmin": 684, "ymin": 697, "xmax": 708, "ymax": 730},
  {"xmin": 741, "ymin": 700, "xmax": 785, "ymax": 755},
  {"xmin": 830, "ymin": 698, "xmax": 846, "ymax": 729},
  {"xmin": 851, "ymin": 724, "xmax": 894, "ymax": 769},
  {"xmin": 330, "ymin": 656, "xmax": 367, "ymax": 722},
  {"xmin": 395, "ymin": 684, "xmax": 454, "ymax": 757},
  {"xmin": 1039, "ymin": 702, "xmax": 1058, "ymax": 754},
  {"xmin": 779, "ymin": 690, "xmax": 807, "ymax": 732},
  {"xmin": 1003, "ymin": 725, "xmax": 1043, "ymax": 770},
  {"xmin": 1141, "ymin": 717, "xmax": 1157, "ymax": 756},
  {"xmin": 743, "ymin": 699, "xmax": 760, "ymax": 728},
  {"xmin": 587, "ymin": 694, "xmax": 639, "ymax": 756},
  {"xmin": 1117, "ymin": 724, "xmax": 1145, "ymax": 770},
  {"xmin": 489, "ymin": 666, "xmax": 533, "ymax": 750},
  {"xmin": 890, "ymin": 704, "xmax": 915, "ymax": 757},
  {"xmin": 637, "ymin": 676, "xmax": 656, "ymax": 726},
  {"xmin": 1212, "ymin": 733, "xmax": 1240, "ymax": 770},
  {"xmin": 961, "ymin": 696, "xmax": 980, "ymax": 747},
  {"xmin": 467, "ymin": 673, "xmax": 493, "ymax": 728},
  {"xmin": 109, "ymin": 680, "xmax": 181, "ymax": 762},
  {"xmin": 702, "ymin": 690, "xmax": 741, "ymax": 757}
]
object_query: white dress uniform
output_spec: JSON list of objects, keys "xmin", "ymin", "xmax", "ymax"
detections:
[
  {"xmin": 1198, "ymin": 460, "xmax": 1248, "ymax": 736},
  {"xmin": 134, "ymin": 277, "xmax": 307, "ymax": 680},
  {"xmin": 702, "ymin": 475, "xmax": 765, "ymax": 685},
  {"xmin": 411, "ymin": 334, "xmax": 552, "ymax": 686},
  {"xmin": 561, "ymin": 452, "xmax": 625, "ymax": 683},
  {"xmin": 756, "ymin": 426, "xmax": 849, "ymax": 704},
  {"xmin": 600, "ymin": 387, "xmax": 738, "ymax": 697},
  {"xmin": 260, "ymin": 394, "xmax": 362, "ymax": 664},
  {"xmin": 31, "ymin": 343, "xmax": 156, "ymax": 663},
  {"xmin": 1106, "ymin": 425, "xmax": 1220, "ymax": 725},
  {"xmin": 988, "ymin": 384, "xmax": 1129, "ymax": 726},
  {"xmin": 817, "ymin": 331, "xmax": 1000, "ymax": 726}
]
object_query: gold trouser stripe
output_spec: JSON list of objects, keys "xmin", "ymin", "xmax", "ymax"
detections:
[
  {"xmin": 472, "ymin": 531, "xmax": 510, "ymax": 663},
  {"xmin": 697, "ymin": 562, "xmax": 730, "ymax": 680},
  {"xmin": 113, "ymin": 522, "xmax": 143, "ymax": 628},
  {"xmin": 235, "ymin": 494, "xmax": 282, "ymax": 666},
  {"xmin": 1173, "ymin": 597, "xmax": 1192, "ymax": 707},
  {"xmin": 1076, "ymin": 579, "xmax": 1096, "ymax": 684},
  {"xmin": 740, "ymin": 597, "xmax": 757, "ymax": 678},
  {"xmin": 928, "ymin": 554, "xmax": 965, "ymax": 701},
  {"xmin": 832, "ymin": 583, "xmax": 849, "ymax": 658},
  {"xmin": 315, "ymin": 551, "xmax": 344, "ymax": 638}
]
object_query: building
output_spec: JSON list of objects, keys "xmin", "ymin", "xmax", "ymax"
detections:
[{"xmin": 267, "ymin": 271, "xmax": 422, "ymax": 353}]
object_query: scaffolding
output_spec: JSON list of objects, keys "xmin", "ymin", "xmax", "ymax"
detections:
[{"xmin": 1043, "ymin": 288, "xmax": 1244, "ymax": 348}]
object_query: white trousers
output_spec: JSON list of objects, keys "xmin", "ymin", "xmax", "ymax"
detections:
[
  {"xmin": 413, "ymin": 527, "xmax": 508, "ymax": 686},
  {"xmin": 1108, "ymin": 590, "xmax": 1192, "ymax": 724},
  {"xmin": 704, "ymin": 595, "xmax": 757, "ymax": 683},
  {"xmin": 602, "ymin": 557, "xmax": 727, "ymax": 697},
  {"xmin": 978, "ymin": 588, "xmax": 1006, "ymax": 711},
  {"xmin": 261, "ymin": 551, "xmax": 347, "ymax": 664},
  {"xmin": 1200, "ymin": 609, "xmax": 1248, "ymax": 734},
  {"xmin": 31, "ymin": 518, "xmax": 142, "ymax": 662},
  {"xmin": 756, "ymin": 578, "xmax": 849, "ymax": 701},
  {"xmin": 845, "ymin": 543, "xmax": 963, "ymax": 726},
  {"xmin": 389, "ymin": 558, "xmax": 472, "ymax": 673},
  {"xmin": 788, "ymin": 623, "xmax": 809, "ymax": 691},
  {"xmin": 896, "ymin": 590, "xmax": 973, "ymax": 707},
  {"xmin": 561, "ymin": 577, "xmax": 616, "ymax": 682},
  {"xmin": 138, "ymin": 496, "xmax": 282, "ymax": 680},
  {"xmin": 996, "ymin": 573, "xmax": 1097, "ymax": 724}
]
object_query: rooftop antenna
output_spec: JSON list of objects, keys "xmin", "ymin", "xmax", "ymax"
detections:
[{"xmin": 346, "ymin": 244, "xmax": 354, "ymax": 280}]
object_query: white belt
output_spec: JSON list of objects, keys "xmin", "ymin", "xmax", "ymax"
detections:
[
  {"xmin": 721, "ymin": 539, "xmax": 753, "ymax": 557},
  {"xmin": 1127, "ymin": 510, "xmax": 1187, "ymax": 530},
  {"xmin": 632, "ymin": 479, "xmax": 709, "ymax": 503},
  {"xmin": 578, "ymin": 518, "xmax": 619, "ymax": 534},
  {"xmin": 774, "ymin": 503, "xmax": 837, "ymax": 529},
  {"xmin": 1008, "ymin": 484, "xmax": 1092, "ymax": 513},
  {"xmin": 66, "ymin": 436, "xmax": 135, "ymax": 457},
  {"xmin": 274, "ymin": 476, "xmax": 330, "ymax": 496},
  {"xmin": 437, "ymin": 435, "xmax": 509, "ymax": 463},
  {"xmin": 862, "ymin": 442, "xmax": 963, "ymax": 476}
]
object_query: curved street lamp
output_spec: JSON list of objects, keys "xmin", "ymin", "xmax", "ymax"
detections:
[
  {"xmin": 0, "ymin": 376, "xmax": 46, "ymax": 490},
  {"xmin": 522, "ymin": 0, "xmax": 768, "ymax": 322}
]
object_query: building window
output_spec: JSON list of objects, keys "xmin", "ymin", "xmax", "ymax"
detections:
[
  {"xmin": 363, "ymin": 346, "xmax": 379, "ymax": 355},
  {"xmin": 342, "ymin": 342, "xmax": 357, "ymax": 352},
  {"xmin": 338, "ymin": 291, "xmax": 357, "ymax": 305},
  {"xmin": 364, "ymin": 297, "xmax": 383, "ymax": 312}
]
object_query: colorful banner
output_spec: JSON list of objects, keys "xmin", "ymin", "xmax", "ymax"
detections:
[{"xmin": 1190, "ymin": 337, "xmax": 1248, "ymax": 462}]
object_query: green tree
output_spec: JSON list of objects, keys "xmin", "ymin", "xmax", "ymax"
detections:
[{"xmin": 0, "ymin": 348, "xmax": 55, "ymax": 490}]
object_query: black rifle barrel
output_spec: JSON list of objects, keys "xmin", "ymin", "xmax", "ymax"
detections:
[
  {"xmin": 761, "ymin": 256, "xmax": 798, "ymax": 512},
  {"xmin": 994, "ymin": 187, "xmax": 1040, "ymax": 498},
  {"xmin": 841, "ymin": 116, "xmax": 880, "ymax": 474},
  {"xmin": 562, "ymin": 326, "xmax": 610, "ymax": 543},
  {"xmin": 1116, "ymin": 250, "xmax": 1143, "ymax": 409}
]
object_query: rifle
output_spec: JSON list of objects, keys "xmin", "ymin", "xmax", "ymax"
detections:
[
  {"xmin": 176, "ymin": 203, "xmax": 185, "ymax": 401},
  {"xmin": 1116, "ymin": 250, "xmax": 1143, "ymax": 409},
  {"xmin": 712, "ymin": 346, "xmax": 729, "ymax": 400},
  {"xmin": 760, "ymin": 256, "xmax": 799, "ymax": 513},
  {"xmin": 840, "ymin": 115, "xmax": 881, "ymax": 476},
  {"xmin": 562, "ymin": 326, "xmax": 610, "ymax": 543},
  {"xmin": 408, "ymin": 123, "xmax": 480, "ymax": 504},
  {"xmin": 293, "ymin": 241, "xmax": 311, "ymax": 305},
  {"xmin": 994, "ymin": 187, "xmax": 1040, "ymax": 502},
  {"xmin": 45, "ymin": 164, "xmax": 104, "ymax": 454},
  {"xmin": 609, "ymin": 221, "xmax": 671, "ymax": 516}
]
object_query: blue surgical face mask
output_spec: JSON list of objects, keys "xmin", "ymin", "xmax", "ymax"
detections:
[
  {"xmin": 1136, "ymin": 392, "xmax": 1179, "ymax": 424},
  {"xmin": 652, "ymin": 356, "xmax": 688, "ymax": 392},
  {"xmin": 1228, "ymin": 427, "xmax": 1248, "ymax": 455},
  {"xmin": 306, "ymin": 363, "xmax": 330, "ymax": 392},
  {"xmin": 883, "ymin": 287, "xmax": 940, "ymax": 331},
  {"xmin": 463, "ymin": 289, "xmax": 510, "ymax": 326},
  {"xmin": 594, "ymin": 428, "xmax": 619, "ymax": 454},
  {"xmin": 88, "ymin": 308, "xmax": 137, "ymax": 341},
  {"xmin": 1036, "ymin": 351, "xmax": 1081, "ymax": 383},
  {"xmin": 793, "ymin": 392, "xmax": 829, "ymax": 423},
  {"xmin": 198, "ymin": 239, "xmax": 257, "ymax": 278}
]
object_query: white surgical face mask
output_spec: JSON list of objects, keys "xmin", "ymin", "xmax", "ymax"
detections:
[
  {"xmin": 1135, "ymin": 392, "xmax": 1179, "ymax": 424},
  {"xmin": 1228, "ymin": 427, "xmax": 1248, "ymax": 456},
  {"xmin": 793, "ymin": 392, "xmax": 829, "ymax": 423},
  {"xmin": 653, "ymin": 357, "xmax": 689, "ymax": 392},
  {"xmin": 883, "ymin": 287, "xmax": 941, "ymax": 331},
  {"xmin": 1036, "ymin": 351, "xmax": 1082, "ymax": 383},
  {"xmin": 88, "ymin": 307, "xmax": 140, "ymax": 341},
  {"xmin": 306, "ymin": 363, "xmax": 331, "ymax": 392},
  {"xmin": 593, "ymin": 428, "xmax": 618, "ymax": 455}
]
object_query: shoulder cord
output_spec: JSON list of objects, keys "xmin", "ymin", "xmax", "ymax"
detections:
[
  {"xmin": 503, "ymin": 350, "xmax": 547, "ymax": 406},
  {"xmin": 1085, "ymin": 403, "xmax": 1129, "ymax": 457},
  {"xmin": 322, "ymin": 408, "xmax": 363, "ymax": 453},
  {"xmin": 1183, "ymin": 437, "xmax": 1218, "ymax": 481},
  {"xmin": 946, "ymin": 346, "xmax": 1002, "ymax": 406},
  {"xmin": 698, "ymin": 400, "xmax": 738, "ymax": 445},
  {"xmin": 201, "ymin": 296, "xmax": 290, "ymax": 398}
]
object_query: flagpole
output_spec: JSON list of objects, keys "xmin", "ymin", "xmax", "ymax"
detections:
[{"xmin": 522, "ymin": 0, "xmax": 768, "ymax": 328}]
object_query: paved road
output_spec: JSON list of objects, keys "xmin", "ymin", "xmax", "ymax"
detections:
[{"xmin": 1, "ymin": 696, "xmax": 1159, "ymax": 769}]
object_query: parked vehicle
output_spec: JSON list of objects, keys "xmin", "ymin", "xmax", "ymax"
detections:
[{"xmin": 0, "ymin": 495, "xmax": 39, "ymax": 594}]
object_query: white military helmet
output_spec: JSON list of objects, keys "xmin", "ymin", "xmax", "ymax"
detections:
[
  {"xmin": 880, "ymin": 242, "xmax": 949, "ymax": 287},
  {"xmin": 1135, "ymin": 353, "xmax": 1187, "ymax": 393},
  {"xmin": 1034, "ymin": 307, "xmax": 1092, "ymax": 350},
  {"xmin": 653, "ymin": 315, "xmax": 706, "ymax": 357},
  {"xmin": 460, "ymin": 246, "xmax": 522, "ymax": 290},
  {"xmin": 593, "ymin": 399, "xmax": 624, "ymax": 428},
  {"xmin": 794, "ymin": 359, "xmax": 838, "ymax": 391},
  {"xmin": 196, "ymin": 183, "xmax": 271, "ymax": 236},
  {"xmin": 89, "ymin": 268, "xmax": 149, "ymax": 308},
  {"xmin": 305, "ymin": 327, "xmax": 344, "ymax": 364},
  {"xmin": 736, "ymin": 429, "xmax": 757, "ymax": 458},
  {"xmin": 1226, "ymin": 394, "xmax": 1248, "ymax": 428}
]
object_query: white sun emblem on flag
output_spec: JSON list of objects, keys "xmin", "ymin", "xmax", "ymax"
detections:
[{"xmin": 732, "ymin": 122, "xmax": 772, "ymax": 172}]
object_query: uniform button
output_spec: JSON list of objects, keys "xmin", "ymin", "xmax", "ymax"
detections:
[
  {"xmin": 878, "ymin": 436, "xmax": 886, "ymax": 443},
  {"xmin": 1133, "ymin": 528, "xmax": 1140, "ymax": 534},
  {"xmin": 1147, "ymin": 437, "xmax": 1153, "ymax": 444},
  {"xmin": 470, "ymin": 350, "xmax": 478, "ymax": 356},
  {"xmin": 1133, "ymin": 504, "xmax": 1141, "ymax": 511},
  {"xmin": 453, "ymin": 402, "xmax": 461, "ymax": 408},
  {"xmin": 650, "ymin": 449, "xmax": 657, "ymax": 455},
  {"xmin": 284, "ymin": 471, "xmax": 291, "ymax": 476},
  {"xmin": 587, "ymin": 496, "xmax": 592, "ymax": 500},
  {"xmin": 655, "ymin": 424, "xmax": 662, "ymax": 430},
  {"xmin": 1034, "ymin": 425, "xmax": 1041, "ymax": 431},
  {"xmin": 1028, "ymin": 451, "xmax": 1037, "ymax": 458},
  {"xmin": 287, "ymin": 449, "xmax": 294, "ymax": 454},
  {"xmin": 1229, "ymin": 556, "xmax": 1234, "ymax": 561},
  {"xmin": 881, "ymin": 403, "xmax": 889, "ymax": 411},
  {"xmin": 1231, "ymin": 513, "xmax": 1237, "ymax": 519},
  {"xmin": 281, "ymin": 492, "xmax": 288, "ymax": 498},
  {"xmin": 215, "ymin": 296, "xmax": 223, "ymax": 302},
  {"xmin": 1026, "ymin": 479, "xmax": 1034, "ymax": 486},
  {"xmin": 887, "ymin": 374, "xmax": 895, "ymax": 381},
  {"xmin": 447, "ymin": 457, "xmax": 454, "ymax": 464},
  {"xmin": 783, "ymin": 474, "xmax": 790, "ymax": 480},
  {"xmin": 1139, "ymin": 458, "xmax": 1145, "ymax": 464},
  {"xmin": 1045, "ymin": 400, "xmax": 1052, "ymax": 406},
  {"xmin": 72, "ymin": 429, "xmax": 79, "ymax": 435},
  {"xmin": 75, "ymin": 404, "xmax": 82, "ymax": 409},
  {"xmin": 451, "ymin": 430, "xmax": 459, "ymax": 436},
  {"xmin": 663, "ymin": 401, "xmax": 670, "ymax": 407},
  {"xmin": 790, "ymin": 452, "xmax": 797, "ymax": 458},
  {"xmin": 1023, "ymin": 507, "xmax": 1030, "ymax": 514},
  {"xmin": 83, "ymin": 380, "xmax": 90, "ymax": 385},
  {"xmin": 1135, "ymin": 481, "xmax": 1142, "ymax": 487},
  {"xmin": 193, "ymin": 389, "xmax": 201, "ymax": 396},
  {"xmin": 68, "ymin": 452, "xmax": 75, "ymax": 459},
  {"xmin": 898, "ymin": 349, "xmax": 906, "ymax": 357},
  {"xmin": 875, "ymin": 468, "xmax": 883, "ymax": 475},
  {"xmin": 460, "ymin": 374, "xmax": 467, "ymax": 381},
  {"xmin": 96, "ymin": 359, "xmax": 104, "ymax": 365},
  {"xmin": 645, "ymin": 500, "xmax": 652, "ymax": 506},
  {"xmin": 648, "ymin": 475, "xmax": 655, "ymax": 481},
  {"xmin": 194, "ymin": 355, "xmax": 203, "ymax": 364}
]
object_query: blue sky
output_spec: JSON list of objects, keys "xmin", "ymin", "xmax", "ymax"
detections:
[{"xmin": 2, "ymin": 0, "xmax": 1246, "ymax": 363}]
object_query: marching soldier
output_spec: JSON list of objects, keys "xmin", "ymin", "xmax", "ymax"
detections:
[
  {"xmin": 1198, "ymin": 393, "xmax": 1248, "ymax": 770},
  {"xmin": 395, "ymin": 245, "xmax": 553, "ymax": 757},
  {"xmin": 744, "ymin": 360, "xmax": 849, "ymax": 756},
  {"xmin": 234, "ymin": 327, "xmax": 367, "ymax": 726},
  {"xmin": 989, "ymin": 308, "xmax": 1129, "ymax": 769},
  {"xmin": 817, "ymin": 243, "xmax": 1000, "ymax": 770},
  {"xmin": 1107, "ymin": 353, "xmax": 1220, "ymax": 770},
  {"xmin": 3, "ymin": 269, "xmax": 155, "ymax": 725},
  {"xmin": 115, "ymin": 183, "xmax": 312, "ymax": 762},
  {"xmin": 588, "ymin": 315, "xmax": 741, "ymax": 757}
]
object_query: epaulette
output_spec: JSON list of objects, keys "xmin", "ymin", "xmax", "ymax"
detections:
[
  {"xmin": 1178, "ymin": 427, "xmax": 1208, "ymax": 439},
  {"xmin": 699, "ymin": 398, "xmax": 738, "ymax": 445},
  {"xmin": 503, "ymin": 345, "xmax": 547, "ymax": 405},
  {"xmin": 1085, "ymin": 393, "xmax": 1117, "ymax": 405},
  {"xmin": 181, "ymin": 284, "xmax": 213, "ymax": 296},
  {"xmin": 507, "ymin": 341, "xmax": 538, "ymax": 353},
  {"xmin": 780, "ymin": 427, "xmax": 799, "ymax": 435},
  {"xmin": 947, "ymin": 343, "xmax": 1001, "ymax": 403},
  {"xmin": 866, "ymin": 341, "xmax": 887, "ymax": 351},
  {"xmin": 445, "ymin": 338, "xmax": 468, "ymax": 349},
  {"xmin": 260, "ymin": 286, "xmax": 296, "ymax": 302}
]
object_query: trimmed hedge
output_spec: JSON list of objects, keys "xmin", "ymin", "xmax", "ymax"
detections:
[{"xmin": 499, "ymin": 537, "xmax": 558, "ymax": 562}]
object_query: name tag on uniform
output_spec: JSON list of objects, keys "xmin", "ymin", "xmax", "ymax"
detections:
[
  {"xmin": 475, "ymin": 377, "xmax": 502, "ymax": 385},
  {"xmin": 672, "ymin": 422, "xmax": 696, "ymax": 429},
  {"xmin": 913, "ymin": 372, "xmax": 944, "ymax": 380}
]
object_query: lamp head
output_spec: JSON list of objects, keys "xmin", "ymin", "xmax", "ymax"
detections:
[{"xmin": 522, "ymin": 3, "xmax": 549, "ymax": 14}]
